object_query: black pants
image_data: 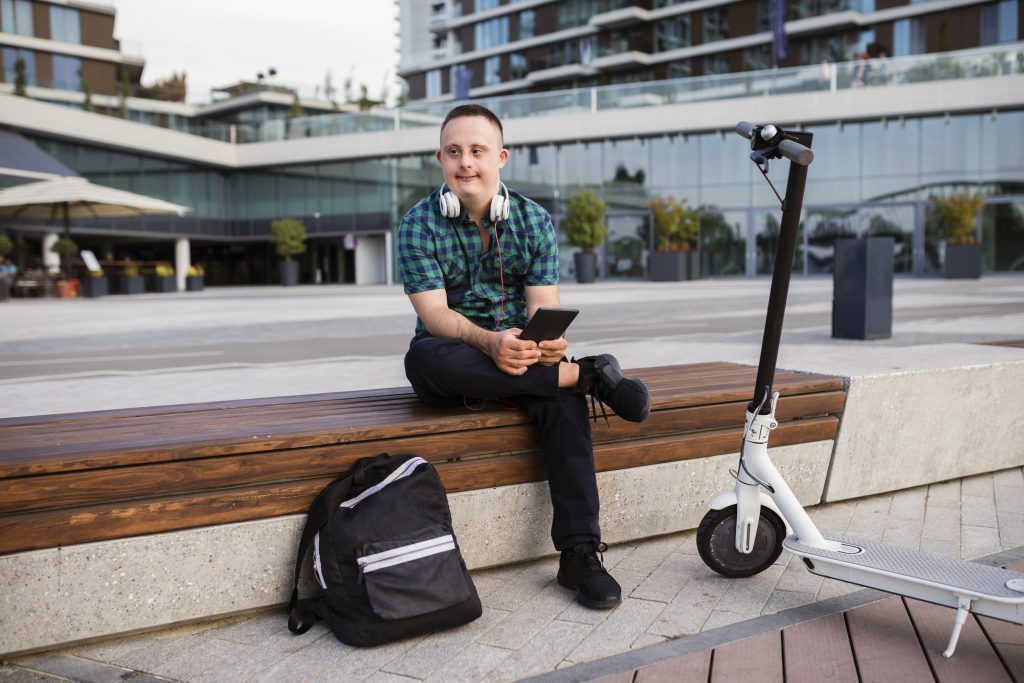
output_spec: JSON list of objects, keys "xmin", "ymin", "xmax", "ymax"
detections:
[{"xmin": 405, "ymin": 335, "xmax": 600, "ymax": 550}]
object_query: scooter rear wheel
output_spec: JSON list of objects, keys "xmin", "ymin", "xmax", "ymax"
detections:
[{"xmin": 696, "ymin": 504, "xmax": 785, "ymax": 578}]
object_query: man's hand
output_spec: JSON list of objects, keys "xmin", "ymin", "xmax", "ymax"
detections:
[
  {"xmin": 538, "ymin": 337, "xmax": 567, "ymax": 366},
  {"xmin": 489, "ymin": 328, "xmax": 541, "ymax": 375}
]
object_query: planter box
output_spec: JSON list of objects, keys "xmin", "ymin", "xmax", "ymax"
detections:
[
  {"xmin": 186, "ymin": 275, "xmax": 204, "ymax": 291},
  {"xmin": 832, "ymin": 237, "xmax": 893, "ymax": 340},
  {"xmin": 279, "ymin": 261, "xmax": 299, "ymax": 287},
  {"xmin": 80, "ymin": 276, "xmax": 108, "ymax": 298},
  {"xmin": 152, "ymin": 276, "xmax": 176, "ymax": 293},
  {"xmin": 944, "ymin": 243, "xmax": 982, "ymax": 279},
  {"xmin": 574, "ymin": 252, "xmax": 597, "ymax": 284},
  {"xmin": 649, "ymin": 251, "xmax": 700, "ymax": 281},
  {"xmin": 119, "ymin": 275, "xmax": 145, "ymax": 295}
]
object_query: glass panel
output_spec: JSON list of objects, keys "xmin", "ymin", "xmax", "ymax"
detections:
[
  {"xmin": 755, "ymin": 208, "xmax": 804, "ymax": 275},
  {"xmin": 3, "ymin": 47, "xmax": 36, "ymax": 85},
  {"xmin": 393, "ymin": 156, "xmax": 434, "ymax": 215},
  {"xmin": 49, "ymin": 6, "xmax": 80, "ymax": 44},
  {"xmin": 603, "ymin": 139, "xmax": 649, "ymax": 211},
  {"xmin": 805, "ymin": 207, "xmax": 856, "ymax": 273},
  {"xmin": 353, "ymin": 159, "xmax": 390, "ymax": 214},
  {"xmin": 861, "ymin": 119, "xmax": 920, "ymax": 202},
  {"xmin": 699, "ymin": 209, "xmax": 747, "ymax": 276},
  {"xmin": 280, "ymin": 165, "xmax": 318, "ymax": 217},
  {"xmin": 503, "ymin": 143, "xmax": 557, "ymax": 205},
  {"xmin": 981, "ymin": 110, "xmax": 1024, "ymax": 195},
  {"xmin": 2, "ymin": 0, "xmax": 33, "ymax": 36},
  {"xmin": 556, "ymin": 142, "xmax": 602, "ymax": 198},
  {"xmin": 519, "ymin": 10, "xmax": 534, "ymax": 39},
  {"xmin": 604, "ymin": 213, "xmax": 649, "ymax": 277},
  {"xmin": 859, "ymin": 204, "xmax": 915, "ymax": 273},
  {"xmin": 649, "ymin": 133, "xmax": 701, "ymax": 192},
  {"xmin": 982, "ymin": 200, "xmax": 1024, "ymax": 271},
  {"xmin": 51, "ymin": 55, "xmax": 81, "ymax": 90}
]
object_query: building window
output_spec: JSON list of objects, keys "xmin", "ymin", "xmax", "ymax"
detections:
[
  {"xmin": 756, "ymin": 0, "xmax": 772, "ymax": 33},
  {"xmin": 510, "ymin": 53, "xmax": 527, "ymax": 80},
  {"xmin": 474, "ymin": 0, "xmax": 499, "ymax": 12},
  {"xmin": 426, "ymin": 68, "xmax": 442, "ymax": 98},
  {"xmin": 981, "ymin": 0, "xmax": 1019, "ymax": 45},
  {"xmin": 474, "ymin": 16, "xmax": 509, "ymax": 51},
  {"xmin": 49, "ymin": 6, "xmax": 81, "ymax": 44},
  {"xmin": 0, "ymin": 0, "xmax": 33, "ymax": 36},
  {"xmin": 52, "ymin": 54, "xmax": 82, "ymax": 90},
  {"xmin": 666, "ymin": 59, "xmax": 691, "ymax": 78},
  {"xmin": 892, "ymin": 18, "xmax": 924, "ymax": 56},
  {"xmin": 2, "ymin": 47, "xmax": 35, "ymax": 85},
  {"xmin": 704, "ymin": 8, "xmax": 729, "ymax": 43},
  {"xmin": 520, "ymin": 9, "xmax": 535, "ymax": 40},
  {"xmin": 484, "ymin": 55, "xmax": 501, "ymax": 85},
  {"xmin": 655, "ymin": 16, "xmax": 691, "ymax": 52},
  {"xmin": 704, "ymin": 53, "xmax": 729, "ymax": 75},
  {"xmin": 743, "ymin": 45, "xmax": 772, "ymax": 71}
]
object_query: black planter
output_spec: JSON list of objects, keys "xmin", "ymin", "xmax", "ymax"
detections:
[
  {"xmin": 279, "ymin": 260, "xmax": 300, "ymax": 286},
  {"xmin": 574, "ymin": 252, "xmax": 597, "ymax": 284},
  {"xmin": 119, "ymin": 275, "xmax": 145, "ymax": 295},
  {"xmin": 688, "ymin": 250, "xmax": 701, "ymax": 280},
  {"xmin": 152, "ymin": 276, "xmax": 176, "ymax": 293},
  {"xmin": 944, "ymin": 243, "xmax": 982, "ymax": 279},
  {"xmin": 186, "ymin": 275, "xmax": 204, "ymax": 291},
  {"xmin": 832, "ymin": 237, "xmax": 893, "ymax": 340},
  {"xmin": 80, "ymin": 276, "xmax": 108, "ymax": 298}
]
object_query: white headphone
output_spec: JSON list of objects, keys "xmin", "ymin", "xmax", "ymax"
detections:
[{"xmin": 438, "ymin": 182, "xmax": 510, "ymax": 223}]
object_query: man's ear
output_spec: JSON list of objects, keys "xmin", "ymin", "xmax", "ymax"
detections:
[
  {"xmin": 498, "ymin": 148, "xmax": 509, "ymax": 168},
  {"xmin": 435, "ymin": 149, "xmax": 442, "ymax": 164}
]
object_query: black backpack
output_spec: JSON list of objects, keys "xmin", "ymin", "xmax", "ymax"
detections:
[{"xmin": 287, "ymin": 453, "xmax": 482, "ymax": 646}]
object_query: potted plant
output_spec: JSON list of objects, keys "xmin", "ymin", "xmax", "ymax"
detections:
[
  {"xmin": 119, "ymin": 262, "xmax": 145, "ymax": 294},
  {"xmin": 271, "ymin": 218, "xmax": 307, "ymax": 286},
  {"xmin": 648, "ymin": 196, "xmax": 701, "ymax": 281},
  {"xmin": 932, "ymin": 190, "xmax": 984, "ymax": 278},
  {"xmin": 50, "ymin": 236, "xmax": 79, "ymax": 298},
  {"xmin": 80, "ymin": 268, "xmax": 108, "ymax": 297},
  {"xmin": 152, "ymin": 263, "xmax": 176, "ymax": 292},
  {"xmin": 186, "ymin": 264, "xmax": 205, "ymax": 291},
  {"xmin": 563, "ymin": 190, "xmax": 607, "ymax": 284}
]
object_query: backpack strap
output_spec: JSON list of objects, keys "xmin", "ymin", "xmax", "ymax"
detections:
[{"xmin": 288, "ymin": 472, "xmax": 355, "ymax": 634}]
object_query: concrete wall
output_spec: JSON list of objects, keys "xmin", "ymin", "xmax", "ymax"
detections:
[{"xmin": 0, "ymin": 442, "xmax": 831, "ymax": 656}]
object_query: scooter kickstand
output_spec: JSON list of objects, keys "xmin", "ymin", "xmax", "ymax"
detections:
[{"xmin": 942, "ymin": 596, "xmax": 973, "ymax": 658}]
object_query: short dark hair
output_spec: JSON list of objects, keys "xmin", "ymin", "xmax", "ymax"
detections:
[{"xmin": 440, "ymin": 104, "xmax": 504, "ymax": 143}]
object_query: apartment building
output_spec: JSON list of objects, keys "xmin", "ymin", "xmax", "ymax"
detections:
[{"xmin": 398, "ymin": 0, "xmax": 1021, "ymax": 101}]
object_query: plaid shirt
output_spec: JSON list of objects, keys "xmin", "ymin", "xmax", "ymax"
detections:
[{"xmin": 398, "ymin": 187, "xmax": 559, "ymax": 335}]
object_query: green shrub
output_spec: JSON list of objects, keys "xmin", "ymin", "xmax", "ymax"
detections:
[
  {"xmin": 271, "ymin": 219, "xmax": 307, "ymax": 260},
  {"xmin": 155, "ymin": 263, "xmax": 174, "ymax": 277},
  {"xmin": 931, "ymin": 191, "xmax": 984, "ymax": 245},
  {"xmin": 563, "ymin": 190, "xmax": 607, "ymax": 252},
  {"xmin": 649, "ymin": 196, "xmax": 701, "ymax": 252},
  {"xmin": 0, "ymin": 235, "xmax": 12, "ymax": 257}
]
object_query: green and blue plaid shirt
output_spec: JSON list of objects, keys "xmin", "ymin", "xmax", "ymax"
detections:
[{"xmin": 398, "ymin": 187, "xmax": 559, "ymax": 335}]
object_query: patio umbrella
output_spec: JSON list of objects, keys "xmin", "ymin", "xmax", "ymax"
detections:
[{"xmin": 0, "ymin": 176, "xmax": 189, "ymax": 235}]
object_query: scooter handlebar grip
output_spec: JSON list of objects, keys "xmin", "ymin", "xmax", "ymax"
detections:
[
  {"xmin": 778, "ymin": 139, "xmax": 814, "ymax": 166},
  {"xmin": 735, "ymin": 121, "xmax": 756, "ymax": 140}
]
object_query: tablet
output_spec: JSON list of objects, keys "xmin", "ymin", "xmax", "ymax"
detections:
[{"xmin": 519, "ymin": 307, "xmax": 579, "ymax": 342}]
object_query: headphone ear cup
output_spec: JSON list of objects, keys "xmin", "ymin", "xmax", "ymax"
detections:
[
  {"xmin": 440, "ymin": 191, "xmax": 460, "ymax": 218},
  {"xmin": 491, "ymin": 194, "xmax": 510, "ymax": 223}
]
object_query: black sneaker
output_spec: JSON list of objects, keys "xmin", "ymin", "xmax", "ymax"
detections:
[
  {"xmin": 557, "ymin": 541, "xmax": 622, "ymax": 609},
  {"xmin": 575, "ymin": 354, "xmax": 651, "ymax": 423}
]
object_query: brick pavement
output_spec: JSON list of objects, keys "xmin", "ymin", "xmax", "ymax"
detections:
[{"xmin": 3, "ymin": 467, "xmax": 1022, "ymax": 682}]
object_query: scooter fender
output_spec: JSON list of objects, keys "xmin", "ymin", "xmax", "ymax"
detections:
[{"xmin": 707, "ymin": 490, "xmax": 791, "ymax": 533}]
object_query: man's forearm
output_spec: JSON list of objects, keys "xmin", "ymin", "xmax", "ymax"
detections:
[{"xmin": 421, "ymin": 308, "xmax": 496, "ymax": 354}]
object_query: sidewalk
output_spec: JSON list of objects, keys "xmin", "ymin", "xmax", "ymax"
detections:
[{"xmin": 5, "ymin": 467, "xmax": 1022, "ymax": 682}]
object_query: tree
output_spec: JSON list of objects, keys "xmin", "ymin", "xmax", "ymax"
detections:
[
  {"xmin": 117, "ymin": 69, "xmax": 131, "ymax": 118},
  {"xmin": 649, "ymin": 196, "xmax": 701, "ymax": 251},
  {"xmin": 49, "ymin": 236, "xmax": 78, "ymax": 279},
  {"xmin": 563, "ymin": 190, "xmax": 607, "ymax": 253},
  {"xmin": 81, "ymin": 79, "xmax": 93, "ymax": 112},
  {"xmin": 289, "ymin": 94, "xmax": 303, "ymax": 118},
  {"xmin": 932, "ymin": 190, "xmax": 984, "ymax": 245},
  {"xmin": 271, "ymin": 219, "xmax": 307, "ymax": 260},
  {"xmin": 0, "ymin": 234, "xmax": 13, "ymax": 258},
  {"xmin": 13, "ymin": 58, "xmax": 27, "ymax": 97}
]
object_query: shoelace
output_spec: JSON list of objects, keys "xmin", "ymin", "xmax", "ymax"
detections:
[
  {"xmin": 572, "ymin": 357, "xmax": 611, "ymax": 427},
  {"xmin": 582, "ymin": 541, "xmax": 609, "ymax": 572}
]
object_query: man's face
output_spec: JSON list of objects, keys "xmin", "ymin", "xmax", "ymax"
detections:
[{"xmin": 436, "ymin": 115, "xmax": 508, "ymax": 207}]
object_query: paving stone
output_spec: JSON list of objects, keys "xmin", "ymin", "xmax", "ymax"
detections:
[
  {"xmin": 209, "ymin": 610, "xmax": 287, "ymax": 644},
  {"xmin": 809, "ymin": 501, "xmax": 856, "ymax": 531},
  {"xmin": 382, "ymin": 607, "xmax": 509, "ymax": 679},
  {"xmin": 921, "ymin": 504, "xmax": 962, "ymax": 540},
  {"xmin": 476, "ymin": 582, "xmax": 572, "ymax": 650},
  {"xmin": 961, "ymin": 494, "xmax": 999, "ymax": 528},
  {"xmin": 565, "ymin": 598, "xmax": 665, "ymax": 663},
  {"xmin": 960, "ymin": 524, "xmax": 1003, "ymax": 559},
  {"xmin": 364, "ymin": 673, "xmax": 421, "ymax": 683},
  {"xmin": 991, "ymin": 467, "xmax": 1023, "ymax": 487},
  {"xmin": 147, "ymin": 636, "xmax": 252, "ymax": 681},
  {"xmin": 919, "ymin": 537, "xmax": 960, "ymax": 559},
  {"xmin": 481, "ymin": 559, "xmax": 557, "ymax": 612},
  {"xmin": 556, "ymin": 569, "xmax": 647, "ymax": 625},
  {"xmin": 468, "ymin": 572, "xmax": 509, "ymax": 600},
  {"xmin": 601, "ymin": 541, "xmax": 639, "ymax": 570},
  {"xmin": 774, "ymin": 557, "xmax": 824, "ymax": 594},
  {"xmin": 492, "ymin": 620, "xmax": 593, "ymax": 682},
  {"xmin": 15, "ymin": 654, "xmax": 166, "ymax": 683},
  {"xmin": 881, "ymin": 515, "xmax": 923, "ymax": 550},
  {"xmin": 422, "ymin": 643, "xmax": 512, "ymax": 683},
  {"xmin": 0, "ymin": 665, "xmax": 66, "ymax": 682},
  {"xmin": 844, "ymin": 495, "xmax": 891, "ymax": 540},
  {"xmin": 613, "ymin": 534, "xmax": 685, "ymax": 574},
  {"xmin": 960, "ymin": 473, "xmax": 994, "ymax": 498},
  {"xmin": 762, "ymin": 589, "xmax": 818, "ymax": 615},
  {"xmin": 630, "ymin": 633, "xmax": 667, "ymax": 650},
  {"xmin": 700, "ymin": 609, "xmax": 750, "ymax": 630},
  {"xmin": 888, "ymin": 487, "xmax": 927, "ymax": 520},
  {"xmin": 815, "ymin": 577, "xmax": 861, "ymax": 600},
  {"xmin": 308, "ymin": 635, "xmax": 427, "ymax": 683},
  {"xmin": 253, "ymin": 628, "xmax": 352, "ymax": 683},
  {"xmin": 994, "ymin": 483, "xmax": 1023, "ymax": 514},
  {"xmin": 192, "ymin": 630, "xmax": 312, "ymax": 683},
  {"xmin": 630, "ymin": 552, "xmax": 702, "ymax": 603},
  {"xmin": 927, "ymin": 480, "xmax": 961, "ymax": 508},
  {"xmin": 997, "ymin": 511, "xmax": 1024, "ymax": 548},
  {"xmin": 713, "ymin": 564, "xmax": 785, "ymax": 617},
  {"xmin": 87, "ymin": 629, "xmax": 209, "ymax": 676}
]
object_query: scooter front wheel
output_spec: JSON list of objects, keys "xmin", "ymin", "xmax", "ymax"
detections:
[{"xmin": 696, "ymin": 504, "xmax": 785, "ymax": 578}]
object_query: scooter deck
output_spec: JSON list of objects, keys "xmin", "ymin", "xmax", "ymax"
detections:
[{"xmin": 784, "ymin": 532, "xmax": 1024, "ymax": 604}]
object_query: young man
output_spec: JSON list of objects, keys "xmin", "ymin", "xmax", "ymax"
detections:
[{"xmin": 397, "ymin": 104, "xmax": 651, "ymax": 609}]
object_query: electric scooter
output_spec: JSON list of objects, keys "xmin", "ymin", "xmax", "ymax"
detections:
[{"xmin": 695, "ymin": 121, "xmax": 1024, "ymax": 658}]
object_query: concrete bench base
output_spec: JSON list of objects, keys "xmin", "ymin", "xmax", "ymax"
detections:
[{"xmin": 0, "ymin": 442, "xmax": 832, "ymax": 656}]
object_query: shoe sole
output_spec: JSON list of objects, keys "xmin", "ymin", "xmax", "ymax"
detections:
[
  {"xmin": 594, "ymin": 355, "xmax": 652, "ymax": 423},
  {"xmin": 556, "ymin": 570, "xmax": 622, "ymax": 610}
]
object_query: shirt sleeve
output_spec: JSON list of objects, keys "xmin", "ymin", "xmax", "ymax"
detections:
[
  {"xmin": 397, "ymin": 206, "xmax": 445, "ymax": 295},
  {"xmin": 526, "ymin": 211, "xmax": 560, "ymax": 286}
]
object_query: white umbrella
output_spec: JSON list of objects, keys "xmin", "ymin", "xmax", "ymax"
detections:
[{"xmin": 0, "ymin": 176, "xmax": 189, "ymax": 234}]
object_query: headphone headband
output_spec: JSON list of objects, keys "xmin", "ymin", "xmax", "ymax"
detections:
[{"xmin": 438, "ymin": 182, "xmax": 510, "ymax": 223}]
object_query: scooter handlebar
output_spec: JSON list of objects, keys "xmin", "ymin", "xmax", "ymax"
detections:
[
  {"xmin": 778, "ymin": 139, "xmax": 814, "ymax": 166},
  {"xmin": 735, "ymin": 121, "xmax": 756, "ymax": 140}
]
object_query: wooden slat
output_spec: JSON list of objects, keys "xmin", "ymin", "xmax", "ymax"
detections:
[
  {"xmin": 844, "ymin": 596, "xmax": 934, "ymax": 682},
  {"xmin": 782, "ymin": 612, "xmax": 859, "ymax": 683},
  {"xmin": 905, "ymin": 598, "xmax": 1014, "ymax": 683},
  {"xmin": 0, "ymin": 418, "xmax": 839, "ymax": 554},
  {"xmin": 977, "ymin": 616, "xmax": 1024, "ymax": 682},
  {"xmin": 634, "ymin": 650, "xmax": 711, "ymax": 682},
  {"xmin": 710, "ymin": 630, "xmax": 783, "ymax": 682}
]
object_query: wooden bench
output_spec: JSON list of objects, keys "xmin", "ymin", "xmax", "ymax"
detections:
[{"xmin": 0, "ymin": 362, "xmax": 845, "ymax": 557}]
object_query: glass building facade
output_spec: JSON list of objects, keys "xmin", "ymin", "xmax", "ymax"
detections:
[{"xmin": 20, "ymin": 106, "xmax": 1024, "ymax": 284}]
